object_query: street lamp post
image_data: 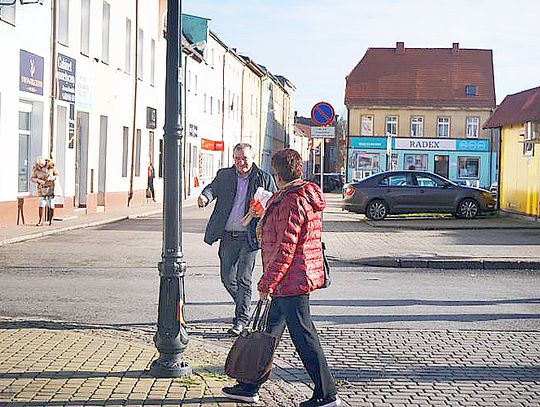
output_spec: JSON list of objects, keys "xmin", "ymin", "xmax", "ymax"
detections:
[{"xmin": 149, "ymin": 0, "xmax": 191, "ymax": 378}]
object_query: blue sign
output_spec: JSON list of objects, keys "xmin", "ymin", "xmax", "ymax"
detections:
[
  {"xmin": 456, "ymin": 139, "xmax": 489, "ymax": 152},
  {"xmin": 57, "ymin": 53, "xmax": 76, "ymax": 103},
  {"xmin": 311, "ymin": 101, "xmax": 335, "ymax": 126},
  {"xmin": 20, "ymin": 50, "xmax": 44, "ymax": 95},
  {"xmin": 349, "ymin": 137, "xmax": 387, "ymax": 149}
]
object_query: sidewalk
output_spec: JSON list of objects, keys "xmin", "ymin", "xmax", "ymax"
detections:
[
  {"xmin": 0, "ymin": 318, "xmax": 309, "ymax": 406},
  {"xmin": 323, "ymin": 194, "xmax": 540, "ymax": 270},
  {"xmin": 0, "ymin": 199, "xmax": 193, "ymax": 248}
]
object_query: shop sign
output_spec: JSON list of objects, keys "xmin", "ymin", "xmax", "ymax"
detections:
[
  {"xmin": 20, "ymin": 49, "xmax": 44, "ymax": 95},
  {"xmin": 349, "ymin": 137, "xmax": 387, "ymax": 149},
  {"xmin": 57, "ymin": 53, "xmax": 76, "ymax": 103},
  {"xmin": 188, "ymin": 123, "xmax": 198, "ymax": 137},
  {"xmin": 395, "ymin": 138, "xmax": 456, "ymax": 151},
  {"xmin": 146, "ymin": 107, "xmax": 157, "ymax": 129},
  {"xmin": 201, "ymin": 138, "xmax": 224, "ymax": 151},
  {"xmin": 456, "ymin": 139, "xmax": 489, "ymax": 151}
]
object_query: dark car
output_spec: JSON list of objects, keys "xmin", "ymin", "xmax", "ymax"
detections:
[
  {"xmin": 342, "ymin": 171, "xmax": 496, "ymax": 220},
  {"xmin": 310, "ymin": 173, "xmax": 344, "ymax": 192}
]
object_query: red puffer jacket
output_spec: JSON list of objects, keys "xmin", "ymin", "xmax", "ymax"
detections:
[{"xmin": 257, "ymin": 179, "xmax": 326, "ymax": 297}]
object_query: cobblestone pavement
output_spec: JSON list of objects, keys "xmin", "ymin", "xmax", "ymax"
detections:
[
  {"xmin": 0, "ymin": 321, "xmax": 306, "ymax": 407},
  {"xmin": 188, "ymin": 324, "xmax": 540, "ymax": 407}
]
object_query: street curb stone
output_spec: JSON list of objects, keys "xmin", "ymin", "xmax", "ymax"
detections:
[{"xmin": 351, "ymin": 257, "xmax": 540, "ymax": 270}]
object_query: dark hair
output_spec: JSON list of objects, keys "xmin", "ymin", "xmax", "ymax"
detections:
[{"xmin": 271, "ymin": 149, "xmax": 302, "ymax": 182}]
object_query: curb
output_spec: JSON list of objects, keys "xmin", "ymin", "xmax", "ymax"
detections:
[
  {"xmin": 350, "ymin": 257, "xmax": 540, "ymax": 270},
  {"xmin": 0, "ymin": 203, "xmax": 196, "ymax": 247}
]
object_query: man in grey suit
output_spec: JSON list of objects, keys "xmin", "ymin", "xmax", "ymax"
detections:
[{"xmin": 198, "ymin": 143, "xmax": 277, "ymax": 335}]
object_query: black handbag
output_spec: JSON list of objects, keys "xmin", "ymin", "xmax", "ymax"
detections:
[
  {"xmin": 224, "ymin": 300, "xmax": 278, "ymax": 384},
  {"xmin": 321, "ymin": 242, "xmax": 332, "ymax": 288}
]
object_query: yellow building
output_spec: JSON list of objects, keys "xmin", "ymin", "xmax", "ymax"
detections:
[{"xmin": 484, "ymin": 86, "xmax": 540, "ymax": 219}]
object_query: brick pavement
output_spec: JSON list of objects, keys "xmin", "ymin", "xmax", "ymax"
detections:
[
  {"xmin": 0, "ymin": 321, "xmax": 306, "ymax": 406},
  {"xmin": 190, "ymin": 324, "xmax": 540, "ymax": 407}
]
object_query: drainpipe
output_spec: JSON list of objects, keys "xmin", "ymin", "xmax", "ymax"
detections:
[
  {"xmin": 128, "ymin": 0, "xmax": 139, "ymax": 206},
  {"xmin": 221, "ymin": 50, "xmax": 226, "ymax": 167},
  {"xmin": 345, "ymin": 107, "xmax": 350, "ymax": 183},
  {"xmin": 48, "ymin": 0, "xmax": 58, "ymax": 158}
]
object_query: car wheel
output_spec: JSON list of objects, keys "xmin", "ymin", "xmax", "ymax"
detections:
[
  {"xmin": 366, "ymin": 199, "xmax": 388, "ymax": 220},
  {"xmin": 457, "ymin": 198, "xmax": 480, "ymax": 219}
]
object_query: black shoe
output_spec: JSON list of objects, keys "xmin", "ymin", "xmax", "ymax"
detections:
[
  {"xmin": 299, "ymin": 395, "xmax": 341, "ymax": 407},
  {"xmin": 227, "ymin": 322, "xmax": 245, "ymax": 336},
  {"xmin": 222, "ymin": 384, "xmax": 259, "ymax": 403}
]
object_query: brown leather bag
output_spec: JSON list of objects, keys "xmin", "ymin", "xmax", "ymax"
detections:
[{"xmin": 224, "ymin": 300, "xmax": 278, "ymax": 384}]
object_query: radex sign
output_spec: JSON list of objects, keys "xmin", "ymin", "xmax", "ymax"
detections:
[
  {"xmin": 395, "ymin": 138, "xmax": 456, "ymax": 150},
  {"xmin": 348, "ymin": 137, "xmax": 490, "ymax": 152}
]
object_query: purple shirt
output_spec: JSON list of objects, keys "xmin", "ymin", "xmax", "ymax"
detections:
[{"xmin": 225, "ymin": 172, "xmax": 250, "ymax": 232}]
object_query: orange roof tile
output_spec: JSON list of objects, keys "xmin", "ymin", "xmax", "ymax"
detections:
[{"xmin": 483, "ymin": 86, "xmax": 540, "ymax": 128}]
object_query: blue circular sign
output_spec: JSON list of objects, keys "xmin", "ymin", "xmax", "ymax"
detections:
[{"xmin": 311, "ymin": 102, "xmax": 335, "ymax": 126}]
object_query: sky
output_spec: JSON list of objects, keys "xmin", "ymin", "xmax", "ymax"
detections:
[{"xmin": 183, "ymin": 0, "xmax": 540, "ymax": 118}]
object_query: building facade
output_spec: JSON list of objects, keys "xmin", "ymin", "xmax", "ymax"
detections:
[
  {"xmin": 345, "ymin": 42, "xmax": 497, "ymax": 189},
  {"xmin": 484, "ymin": 86, "xmax": 540, "ymax": 219},
  {"xmin": 0, "ymin": 3, "xmax": 295, "ymax": 227}
]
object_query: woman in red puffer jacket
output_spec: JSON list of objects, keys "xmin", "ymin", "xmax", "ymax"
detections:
[{"xmin": 222, "ymin": 149, "xmax": 341, "ymax": 407}]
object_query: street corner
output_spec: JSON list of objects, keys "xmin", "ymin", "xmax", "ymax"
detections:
[{"xmin": 0, "ymin": 324, "xmax": 300, "ymax": 406}]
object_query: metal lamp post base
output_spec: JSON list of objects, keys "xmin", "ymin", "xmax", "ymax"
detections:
[{"xmin": 149, "ymin": 357, "xmax": 191, "ymax": 378}]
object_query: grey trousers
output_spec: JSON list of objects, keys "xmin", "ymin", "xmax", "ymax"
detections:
[{"xmin": 218, "ymin": 234, "xmax": 257, "ymax": 325}]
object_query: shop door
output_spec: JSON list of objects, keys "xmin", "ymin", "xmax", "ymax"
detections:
[
  {"xmin": 18, "ymin": 134, "xmax": 30, "ymax": 193},
  {"xmin": 75, "ymin": 112, "xmax": 89, "ymax": 207},
  {"xmin": 434, "ymin": 155, "xmax": 449, "ymax": 179}
]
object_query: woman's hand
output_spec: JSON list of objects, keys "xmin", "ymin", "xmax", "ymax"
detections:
[{"xmin": 258, "ymin": 290, "xmax": 270, "ymax": 301}]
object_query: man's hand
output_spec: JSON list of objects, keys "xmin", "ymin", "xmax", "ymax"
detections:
[
  {"xmin": 197, "ymin": 195, "xmax": 208, "ymax": 208},
  {"xmin": 248, "ymin": 206, "xmax": 260, "ymax": 218}
]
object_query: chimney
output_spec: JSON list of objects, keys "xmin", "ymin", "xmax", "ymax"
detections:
[
  {"xmin": 452, "ymin": 42, "xmax": 459, "ymax": 55},
  {"xmin": 396, "ymin": 42, "xmax": 405, "ymax": 54}
]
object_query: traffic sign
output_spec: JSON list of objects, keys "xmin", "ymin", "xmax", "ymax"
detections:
[
  {"xmin": 311, "ymin": 126, "xmax": 335, "ymax": 138},
  {"xmin": 311, "ymin": 101, "xmax": 335, "ymax": 126}
]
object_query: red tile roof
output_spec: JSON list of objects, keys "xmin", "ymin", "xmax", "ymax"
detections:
[
  {"xmin": 345, "ymin": 43, "xmax": 496, "ymax": 109},
  {"xmin": 483, "ymin": 86, "xmax": 540, "ymax": 128}
]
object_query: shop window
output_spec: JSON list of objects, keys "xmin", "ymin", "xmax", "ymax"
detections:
[
  {"xmin": 437, "ymin": 117, "xmax": 450, "ymax": 138},
  {"xmin": 361, "ymin": 115, "xmax": 373, "ymax": 136},
  {"xmin": 458, "ymin": 157, "xmax": 479, "ymax": 178},
  {"xmin": 466, "ymin": 117, "xmax": 479, "ymax": 138},
  {"xmin": 385, "ymin": 116, "xmax": 398, "ymax": 136},
  {"xmin": 404, "ymin": 154, "xmax": 428, "ymax": 170},
  {"xmin": 410, "ymin": 116, "xmax": 423, "ymax": 137},
  {"xmin": 201, "ymin": 153, "xmax": 214, "ymax": 178}
]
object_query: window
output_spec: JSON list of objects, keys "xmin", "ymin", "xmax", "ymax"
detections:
[
  {"xmin": 466, "ymin": 117, "xmax": 479, "ymax": 138},
  {"xmin": 194, "ymin": 75, "xmax": 198, "ymax": 93},
  {"xmin": 217, "ymin": 99, "xmax": 221, "ymax": 115},
  {"xmin": 379, "ymin": 174, "xmax": 410, "ymax": 187},
  {"xmin": 211, "ymin": 48, "xmax": 215, "ymax": 67},
  {"xmin": 458, "ymin": 157, "xmax": 479, "ymax": 178},
  {"xmin": 385, "ymin": 116, "xmax": 398, "ymax": 136},
  {"xmin": 58, "ymin": 0, "xmax": 69, "ymax": 44},
  {"xmin": 465, "ymin": 85, "xmax": 477, "ymax": 96},
  {"xmin": 404, "ymin": 154, "xmax": 428, "ymax": 170},
  {"xmin": 203, "ymin": 94, "xmax": 207, "ymax": 113},
  {"xmin": 158, "ymin": 139, "xmax": 164, "ymax": 177},
  {"xmin": 149, "ymin": 131, "xmax": 155, "ymax": 164},
  {"xmin": 250, "ymin": 95, "xmax": 253, "ymax": 115},
  {"xmin": 18, "ymin": 106, "xmax": 31, "ymax": 193},
  {"xmin": 80, "ymin": 0, "xmax": 90, "ymax": 56},
  {"xmin": 410, "ymin": 116, "xmax": 423, "ymax": 137},
  {"xmin": 361, "ymin": 115, "xmax": 373, "ymax": 136},
  {"xmin": 150, "ymin": 39, "xmax": 155, "ymax": 86},
  {"xmin": 437, "ymin": 117, "xmax": 450, "ymax": 138},
  {"xmin": 134, "ymin": 129, "xmax": 141, "ymax": 176},
  {"xmin": 101, "ymin": 2, "xmax": 110, "ymax": 63},
  {"xmin": 122, "ymin": 127, "xmax": 129, "ymax": 177},
  {"xmin": 209, "ymin": 96, "xmax": 213, "ymax": 115},
  {"xmin": 137, "ymin": 28, "xmax": 143, "ymax": 79},
  {"xmin": 201, "ymin": 153, "xmax": 214, "ymax": 178},
  {"xmin": 187, "ymin": 70, "xmax": 191, "ymax": 91},
  {"xmin": 0, "ymin": 3, "xmax": 15, "ymax": 25},
  {"xmin": 415, "ymin": 174, "xmax": 444, "ymax": 188},
  {"xmin": 124, "ymin": 18, "xmax": 131, "ymax": 74}
]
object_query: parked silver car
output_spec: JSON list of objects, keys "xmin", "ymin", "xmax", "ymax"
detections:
[{"xmin": 342, "ymin": 171, "xmax": 496, "ymax": 220}]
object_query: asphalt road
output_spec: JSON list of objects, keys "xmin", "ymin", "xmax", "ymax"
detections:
[{"xmin": 0, "ymin": 205, "xmax": 538, "ymax": 331}]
